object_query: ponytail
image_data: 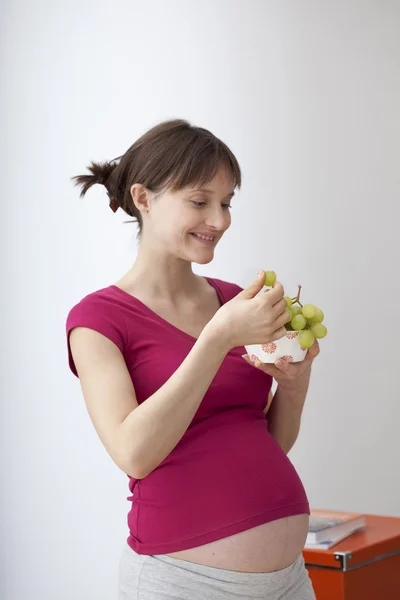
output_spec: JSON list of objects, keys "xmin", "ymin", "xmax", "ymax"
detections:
[{"xmin": 72, "ymin": 160, "xmax": 120, "ymax": 211}]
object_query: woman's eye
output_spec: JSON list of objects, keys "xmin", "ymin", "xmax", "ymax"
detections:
[{"xmin": 191, "ymin": 201, "xmax": 232, "ymax": 210}]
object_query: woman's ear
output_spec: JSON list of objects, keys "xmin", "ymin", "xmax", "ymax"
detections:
[{"xmin": 130, "ymin": 183, "xmax": 151, "ymax": 215}]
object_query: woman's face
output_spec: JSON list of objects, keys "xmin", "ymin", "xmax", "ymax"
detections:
[{"xmin": 146, "ymin": 167, "xmax": 235, "ymax": 264}]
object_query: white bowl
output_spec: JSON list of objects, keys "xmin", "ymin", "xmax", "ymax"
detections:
[{"xmin": 245, "ymin": 331, "xmax": 307, "ymax": 364}]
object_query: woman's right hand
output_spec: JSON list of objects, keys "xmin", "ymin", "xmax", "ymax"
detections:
[{"xmin": 209, "ymin": 271, "xmax": 290, "ymax": 350}]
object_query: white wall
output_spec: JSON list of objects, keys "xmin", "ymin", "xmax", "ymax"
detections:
[{"xmin": 1, "ymin": 1, "xmax": 399, "ymax": 598}]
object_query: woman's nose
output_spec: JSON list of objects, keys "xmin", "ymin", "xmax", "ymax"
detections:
[{"xmin": 204, "ymin": 207, "xmax": 228, "ymax": 231}]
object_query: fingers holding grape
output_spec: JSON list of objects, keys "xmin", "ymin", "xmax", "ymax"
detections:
[
  {"xmin": 271, "ymin": 297, "xmax": 288, "ymax": 319},
  {"xmin": 263, "ymin": 281, "xmax": 284, "ymax": 306}
]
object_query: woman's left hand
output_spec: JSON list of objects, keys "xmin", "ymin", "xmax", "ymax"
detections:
[{"xmin": 242, "ymin": 340, "xmax": 320, "ymax": 388}]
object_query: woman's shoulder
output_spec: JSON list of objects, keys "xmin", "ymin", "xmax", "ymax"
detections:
[
  {"xmin": 67, "ymin": 285, "xmax": 118, "ymax": 315},
  {"xmin": 65, "ymin": 285, "xmax": 128, "ymax": 337},
  {"xmin": 65, "ymin": 286, "xmax": 127, "ymax": 377}
]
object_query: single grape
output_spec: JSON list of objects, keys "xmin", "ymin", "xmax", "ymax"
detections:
[
  {"xmin": 302, "ymin": 304, "xmax": 317, "ymax": 319},
  {"xmin": 299, "ymin": 329, "xmax": 315, "ymax": 349},
  {"xmin": 284, "ymin": 296, "xmax": 292, "ymax": 308},
  {"xmin": 291, "ymin": 314, "xmax": 307, "ymax": 331},
  {"xmin": 307, "ymin": 308, "xmax": 324, "ymax": 325},
  {"xmin": 264, "ymin": 271, "xmax": 276, "ymax": 287},
  {"xmin": 291, "ymin": 305, "xmax": 302, "ymax": 317},
  {"xmin": 311, "ymin": 323, "xmax": 328, "ymax": 339}
]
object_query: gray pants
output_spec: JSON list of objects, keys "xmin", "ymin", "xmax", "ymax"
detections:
[{"xmin": 118, "ymin": 544, "xmax": 316, "ymax": 599}]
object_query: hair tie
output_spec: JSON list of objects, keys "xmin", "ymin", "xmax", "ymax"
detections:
[{"xmin": 108, "ymin": 196, "xmax": 119, "ymax": 213}]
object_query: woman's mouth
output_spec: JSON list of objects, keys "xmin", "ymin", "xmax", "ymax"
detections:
[{"xmin": 190, "ymin": 232, "xmax": 217, "ymax": 246}]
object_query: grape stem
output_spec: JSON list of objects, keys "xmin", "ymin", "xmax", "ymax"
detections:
[{"xmin": 291, "ymin": 285, "xmax": 303, "ymax": 308}]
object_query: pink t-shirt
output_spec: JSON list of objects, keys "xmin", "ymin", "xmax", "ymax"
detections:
[{"xmin": 66, "ymin": 277, "xmax": 309, "ymax": 555}]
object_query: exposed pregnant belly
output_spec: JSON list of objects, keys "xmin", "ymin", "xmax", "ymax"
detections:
[{"xmin": 165, "ymin": 513, "xmax": 309, "ymax": 572}]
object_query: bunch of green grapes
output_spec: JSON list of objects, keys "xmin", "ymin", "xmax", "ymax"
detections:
[{"xmin": 264, "ymin": 270, "xmax": 327, "ymax": 349}]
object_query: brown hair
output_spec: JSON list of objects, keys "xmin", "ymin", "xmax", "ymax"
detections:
[{"xmin": 72, "ymin": 119, "xmax": 241, "ymax": 236}]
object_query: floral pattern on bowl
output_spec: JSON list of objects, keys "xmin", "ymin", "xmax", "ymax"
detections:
[{"xmin": 245, "ymin": 331, "xmax": 307, "ymax": 364}]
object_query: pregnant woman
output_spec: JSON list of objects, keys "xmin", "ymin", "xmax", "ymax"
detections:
[{"xmin": 66, "ymin": 119, "xmax": 318, "ymax": 599}]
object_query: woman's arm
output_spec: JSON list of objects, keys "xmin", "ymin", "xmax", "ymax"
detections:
[
  {"xmin": 267, "ymin": 372, "xmax": 311, "ymax": 454},
  {"xmin": 69, "ymin": 322, "xmax": 229, "ymax": 479},
  {"xmin": 245, "ymin": 342, "xmax": 319, "ymax": 453}
]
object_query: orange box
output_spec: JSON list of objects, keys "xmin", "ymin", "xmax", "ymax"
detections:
[{"xmin": 302, "ymin": 514, "xmax": 400, "ymax": 599}]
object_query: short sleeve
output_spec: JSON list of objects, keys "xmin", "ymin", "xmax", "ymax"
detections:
[{"xmin": 66, "ymin": 295, "xmax": 125, "ymax": 378}]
